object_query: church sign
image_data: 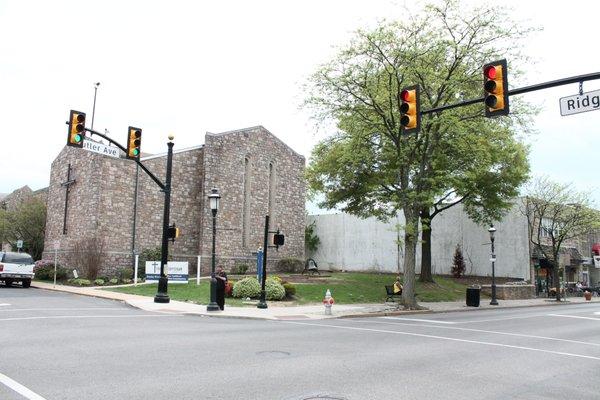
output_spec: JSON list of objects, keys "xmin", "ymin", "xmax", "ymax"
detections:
[
  {"xmin": 145, "ymin": 261, "xmax": 189, "ymax": 283},
  {"xmin": 83, "ymin": 139, "xmax": 120, "ymax": 158}
]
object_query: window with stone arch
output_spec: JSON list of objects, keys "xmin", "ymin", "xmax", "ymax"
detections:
[
  {"xmin": 268, "ymin": 161, "xmax": 277, "ymax": 228},
  {"xmin": 242, "ymin": 156, "xmax": 252, "ymax": 248}
]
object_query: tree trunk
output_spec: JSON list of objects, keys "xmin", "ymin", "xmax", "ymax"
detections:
[
  {"xmin": 401, "ymin": 208, "xmax": 419, "ymax": 309},
  {"xmin": 552, "ymin": 259, "xmax": 561, "ymax": 302},
  {"xmin": 419, "ymin": 207, "xmax": 433, "ymax": 283}
]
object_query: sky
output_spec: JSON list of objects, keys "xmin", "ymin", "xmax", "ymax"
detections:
[{"xmin": 0, "ymin": 0, "xmax": 598, "ymax": 211}]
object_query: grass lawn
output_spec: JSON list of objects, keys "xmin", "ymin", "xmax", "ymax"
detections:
[{"xmin": 106, "ymin": 273, "xmax": 471, "ymax": 306}]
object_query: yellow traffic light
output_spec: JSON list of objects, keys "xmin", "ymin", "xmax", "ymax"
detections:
[
  {"xmin": 483, "ymin": 59, "xmax": 509, "ymax": 117},
  {"xmin": 67, "ymin": 110, "xmax": 86, "ymax": 147},
  {"xmin": 127, "ymin": 126, "xmax": 142, "ymax": 159},
  {"xmin": 400, "ymin": 86, "xmax": 420, "ymax": 134}
]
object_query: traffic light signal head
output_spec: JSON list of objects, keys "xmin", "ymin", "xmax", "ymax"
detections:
[
  {"xmin": 273, "ymin": 232, "xmax": 285, "ymax": 247},
  {"xmin": 399, "ymin": 85, "xmax": 421, "ymax": 134},
  {"xmin": 483, "ymin": 59, "xmax": 509, "ymax": 117},
  {"xmin": 127, "ymin": 126, "xmax": 142, "ymax": 159},
  {"xmin": 67, "ymin": 110, "xmax": 86, "ymax": 147}
]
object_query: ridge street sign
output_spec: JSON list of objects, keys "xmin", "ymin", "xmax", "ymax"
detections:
[{"xmin": 559, "ymin": 89, "xmax": 600, "ymax": 116}]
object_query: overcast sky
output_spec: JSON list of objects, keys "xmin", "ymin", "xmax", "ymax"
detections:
[{"xmin": 1, "ymin": 0, "xmax": 598, "ymax": 210}]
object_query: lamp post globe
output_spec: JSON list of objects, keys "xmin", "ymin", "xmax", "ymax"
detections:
[
  {"xmin": 207, "ymin": 188, "xmax": 221, "ymax": 312},
  {"xmin": 489, "ymin": 225, "xmax": 498, "ymax": 306}
]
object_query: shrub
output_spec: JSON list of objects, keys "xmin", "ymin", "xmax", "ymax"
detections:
[
  {"xmin": 305, "ymin": 221, "xmax": 321, "ymax": 253},
  {"xmin": 68, "ymin": 278, "xmax": 91, "ymax": 286},
  {"xmin": 451, "ymin": 244, "xmax": 466, "ymax": 278},
  {"xmin": 265, "ymin": 278, "xmax": 286, "ymax": 300},
  {"xmin": 34, "ymin": 260, "xmax": 69, "ymax": 281},
  {"xmin": 109, "ymin": 278, "xmax": 119, "ymax": 285},
  {"xmin": 68, "ymin": 237, "xmax": 104, "ymax": 280},
  {"xmin": 94, "ymin": 278, "xmax": 105, "ymax": 286},
  {"xmin": 283, "ymin": 282, "xmax": 296, "ymax": 297},
  {"xmin": 225, "ymin": 280, "xmax": 234, "ymax": 297},
  {"xmin": 119, "ymin": 268, "xmax": 133, "ymax": 281},
  {"xmin": 138, "ymin": 247, "xmax": 163, "ymax": 278},
  {"xmin": 231, "ymin": 263, "xmax": 249, "ymax": 275},
  {"xmin": 275, "ymin": 258, "xmax": 303, "ymax": 273},
  {"xmin": 121, "ymin": 278, "xmax": 133, "ymax": 284},
  {"xmin": 232, "ymin": 277, "xmax": 261, "ymax": 299}
]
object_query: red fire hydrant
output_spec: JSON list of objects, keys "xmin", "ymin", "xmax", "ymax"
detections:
[{"xmin": 323, "ymin": 289, "xmax": 334, "ymax": 315}]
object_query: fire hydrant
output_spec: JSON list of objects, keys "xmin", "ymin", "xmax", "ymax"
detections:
[{"xmin": 323, "ymin": 289, "xmax": 334, "ymax": 315}]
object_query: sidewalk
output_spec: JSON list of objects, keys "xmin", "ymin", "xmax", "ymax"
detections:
[{"xmin": 31, "ymin": 281, "xmax": 600, "ymax": 320}]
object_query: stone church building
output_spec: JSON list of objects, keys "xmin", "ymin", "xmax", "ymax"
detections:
[{"xmin": 42, "ymin": 126, "xmax": 305, "ymax": 276}]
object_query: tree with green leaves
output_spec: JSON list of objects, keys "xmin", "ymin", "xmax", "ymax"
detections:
[
  {"xmin": 304, "ymin": 0, "xmax": 534, "ymax": 308},
  {"xmin": 0, "ymin": 198, "xmax": 47, "ymax": 260},
  {"xmin": 522, "ymin": 177, "xmax": 600, "ymax": 301}
]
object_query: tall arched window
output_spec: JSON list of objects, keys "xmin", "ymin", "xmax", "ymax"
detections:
[
  {"xmin": 268, "ymin": 162, "xmax": 276, "ymax": 228},
  {"xmin": 242, "ymin": 157, "xmax": 251, "ymax": 247}
]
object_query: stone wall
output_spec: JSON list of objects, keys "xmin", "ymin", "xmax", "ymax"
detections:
[{"xmin": 481, "ymin": 284, "xmax": 535, "ymax": 300}]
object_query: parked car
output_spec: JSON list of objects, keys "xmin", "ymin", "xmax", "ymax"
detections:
[{"xmin": 0, "ymin": 251, "xmax": 35, "ymax": 288}]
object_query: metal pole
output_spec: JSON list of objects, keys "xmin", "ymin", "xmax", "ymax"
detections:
[
  {"xmin": 154, "ymin": 139, "xmax": 174, "ymax": 303},
  {"xmin": 257, "ymin": 215, "xmax": 269, "ymax": 309},
  {"xmin": 91, "ymin": 82, "xmax": 100, "ymax": 130},
  {"xmin": 53, "ymin": 248, "xmax": 58, "ymax": 288},
  {"xmin": 134, "ymin": 254, "xmax": 139, "ymax": 286},
  {"xmin": 207, "ymin": 209, "xmax": 220, "ymax": 311},
  {"xmin": 196, "ymin": 255, "xmax": 201, "ymax": 286},
  {"xmin": 490, "ymin": 237, "xmax": 498, "ymax": 305}
]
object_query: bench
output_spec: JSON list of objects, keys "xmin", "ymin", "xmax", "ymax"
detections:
[{"xmin": 385, "ymin": 285, "xmax": 402, "ymax": 302}]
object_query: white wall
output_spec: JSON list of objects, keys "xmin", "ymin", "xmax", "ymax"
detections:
[{"xmin": 308, "ymin": 202, "xmax": 531, "ymax": 280}]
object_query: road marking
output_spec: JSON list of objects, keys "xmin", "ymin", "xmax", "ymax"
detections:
[
  {"xmin": 448, "ymin": 314, "xmax": 549, "ymax": 324},
  {"xmin": 0, "ymin": 307, "xmax": 131, "ymax": 312},
  {"xmin": 0, "ymin": 372, "xmax": 47, "ymax": 400},
  {"xmin": 381, "ymin": 317, "xmax": 456, "ymax": 324},
  {"xmin": 280, "ymin": 321, "xmax": 600, "ymax": 361},
  {"xmin": 366, "ymin": 319, "xmax": 600, "ymax": 347},
  {"xmin": 0, "ymin": 314, "xmax": 182, "ymax": 322},
  {"xmin": 0, "ymin": 303, "xmax": 10, "ymax": 306},
  {"xmin": 548, "ymin": 314, "xmax": 600, "ymax": 321}
]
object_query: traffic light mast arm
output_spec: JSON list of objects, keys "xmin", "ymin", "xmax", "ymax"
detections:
[
  {"xmin": 421, "ymin": 71, "xmax": 600, "ymax": 116},
  {"xmin": 83, "ymin": 127, "xmax": 166, "ymax": 191}
]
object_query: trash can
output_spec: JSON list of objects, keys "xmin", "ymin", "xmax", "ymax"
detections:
[{"xmin": 466, "ymin": 286, "xmax": 481, "ymax": 307}]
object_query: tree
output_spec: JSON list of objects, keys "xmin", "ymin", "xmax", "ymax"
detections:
[
  {"xmin": 451, "ymin": 244, "xmax": 466, "ymax": 278},
  {"xmin": 522, "ymin": 177, "xmax": 600, "ymax": 301},
  {"xmin": 304, "ymin": 0, "xmax": 533, "ymax": 308},
  {"xmin": 0, "ymin": 198, "xmax": 47, "ymax": 260}
]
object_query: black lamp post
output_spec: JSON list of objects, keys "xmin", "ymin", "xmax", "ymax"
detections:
[
  {"xmin": 489, "ymin": 225, "xmax": 498, "ymax": 306},
  {"xmin": 207, "ymin": 187, "xmax": 221, "ymax": 312}
]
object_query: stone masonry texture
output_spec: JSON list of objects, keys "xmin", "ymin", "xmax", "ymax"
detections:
[{"xmin": 42, "ymin": 126, "xmax": 305, "ymax": 277}]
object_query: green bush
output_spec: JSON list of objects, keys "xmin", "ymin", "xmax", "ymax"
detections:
[
  {"xmin": 283, "ymin": 282, "xmax": 296, "ymax": 297},
  {"xmin": 119, "ymin": 268, "xmax": 133, "ymax": 281},
  {"xmin": 231, "ymin": 263, "xmax": 249, "ymax": 275},
  {"xmin": 109, "ymin": 278, "xmax": 119, "ymax": 285},
  {"xmin": 121, "ymin": 278, "xmax": 133, "ymax": 284},
  {"xmin": 68, "ymin": 278, "xmax": 91, "ymax": 286},
  {"xmin": 138, "ymin": 247, "xmax": 163, "ymax": 278},
  {"xmin": 265, "ymin": 278, "xmax": 286, "ymax": 300},
  {"xmin": 232, "ymin": 277, "xmax": 261, "ymax": 299},
  {"xmin": 275, "ymin": 258, "xmax": 303, "ymax": 273},
  {"xmin": 34, "ymin": 266, "xmax": 69, "ymax": 281},
  {"xmin": 94, "ymin": 278, "xmax": 105, "ymax": 286}
]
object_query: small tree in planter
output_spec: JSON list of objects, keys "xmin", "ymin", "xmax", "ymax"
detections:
[{"xmin": 451, "ymin": 244, "xmax": 466, "ymax": 278}]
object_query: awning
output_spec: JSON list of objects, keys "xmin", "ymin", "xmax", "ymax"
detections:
[{"xmin": 532, "ymin": 245, "xmax": 584, "ymax": 262}]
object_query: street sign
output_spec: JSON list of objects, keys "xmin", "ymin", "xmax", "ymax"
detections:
[
  {"xmin": 83, "ymin": 138, "xmax": 120, "ymax": 158},
  {"xmin": 53, "ymin": 240, "xmax": 60, "ymax": 251},
  {"xmin": 559, "ymin": 89, "xmax": 600, "ymax": 116},
  {"xmin": 16, "ymin": 240, "xmax": 23, "ymax": 249}
]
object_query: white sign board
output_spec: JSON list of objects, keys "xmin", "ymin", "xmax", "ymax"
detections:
[
  {"xmin": 594, "ymin": 255, "xmax": 600, "ymax": 269},
  {"xmin": 53, "ymin": 240, "xmax": 60, "ymax": 251},
  {"xmin": 559, "ymin": 89, "xmax": 600, "ymax": 116},
  {"xmin": 83, "ymin": 139, "xmax": 120, "ymax": 158},
  {"xmin": 145, "ymin": 261, "xmax": 189, "ymax": 283},
  {"xmin": 16, "ymin": 240, "xmax": 23, "ymax": 249}
]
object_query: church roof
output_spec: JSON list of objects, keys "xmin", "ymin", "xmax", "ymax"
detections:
[{"xmin": 206, "ymin": 125, "xmax": 303, "ymax": 159}]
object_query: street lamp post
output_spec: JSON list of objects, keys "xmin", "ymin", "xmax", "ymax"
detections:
[
  {"xmin": 489, "ymin": 225, "xmax": 498, "ymax": 306},
  {"xmin": 207, "ymin": 187, "xmax": 221, "ymax": 312}
]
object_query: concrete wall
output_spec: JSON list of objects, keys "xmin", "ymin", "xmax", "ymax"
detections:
[{"xmin": 308, "ymin": 202, "xmax": 531, "ymax": 280}]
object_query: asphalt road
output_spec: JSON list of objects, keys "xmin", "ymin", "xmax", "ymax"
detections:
[{"xmin": 1, "ymin": 287, "xmax": 599, "ymax": 400}]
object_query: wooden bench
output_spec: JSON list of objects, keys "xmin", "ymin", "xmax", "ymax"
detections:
[{"xmin": 385, "ymin": 285, "xmax": 402, "ymax": 302}]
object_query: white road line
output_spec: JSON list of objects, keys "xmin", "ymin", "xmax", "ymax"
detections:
[
  {"xmin": 0, "ymin": 307, "xmax": 131, "ymax": 312},
  {"xmin": 0, "ymin": 372, "xmax": 47, "ymax": 400},
  {"xmin": 380, "ymin": 317, "xmax": 456, "ymax": 324},
  {"xmin": 366, "ymin": 319, "xmax": 600, "ymax": 347},
  {"xmin": 548, "ymin": 314, "xmax": 600, "ymax": 321},
  {"xmin": 0, "ymin": 314, "xmax": 181, "ymax": 322},
  {"xmin": 448, "ymin": 314, "xmax": 549, "ymax": 324},
  {"xmin": 280, "ymin": 321, "xmax": 600, "ymax": 361},
  {"xmin": 0, "ymin": 303, "xmax": 11, "ymax": 306}
]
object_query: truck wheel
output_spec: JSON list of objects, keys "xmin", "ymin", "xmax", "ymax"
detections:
[
  {"xmin": 4, "ymin": 278, "xmax": 13, "ymax": 287},
  {"xmin": 22, "ymin": 279, "xmax": 31, "ymax": 288}
]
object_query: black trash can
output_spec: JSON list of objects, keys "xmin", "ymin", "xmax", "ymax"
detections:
[{"xmin": 466, "ymin": 286, "xmax": 481, "ymax": 307}]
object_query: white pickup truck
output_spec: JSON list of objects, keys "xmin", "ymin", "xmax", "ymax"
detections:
[{"xmin": 0, "ymin": 251, "xmax": 35, "ymax": 288}]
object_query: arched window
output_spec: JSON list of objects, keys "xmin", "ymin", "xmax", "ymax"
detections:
[
  {"xmin": 268, "ymin": 162, "xmax": 276, "ymax": 227},
  {"xmin": 242, "ymin": 157, "xmax": 251, "ymax": 247}
]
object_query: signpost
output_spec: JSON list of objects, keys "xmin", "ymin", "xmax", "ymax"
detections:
[
  {"xmin": 145, "ymin": 261, "xmax": 189, "ymax": 283},
  {"xmin": 16, "ymin": 240, "xmax": 23, "ymax": 252},
  {"xmin": 53, "ymin": 240, "xmax": 60, "ymax": 288},
  {"xmin": 559, "ymin": 89, "xmax": 600, "ymax": 116}
]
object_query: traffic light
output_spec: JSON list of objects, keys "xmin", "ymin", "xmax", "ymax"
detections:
[
  {"xmin": 67, "ymin": 110, "xmax": 86, "ymax": 147},
  {"xmin": 273, "ymin": 231, "xmax": 285, "ymax": 247},
  {"xmin": 399, "ymin": 85, "xmax": 420, "ymax": 134},
  {"xmin": 168, "ymin": 224, "xmax": 180, "ymax": 242},
  {"xmin": 127, "ymin": 126, "xmax": 142, "ymax": 159},
  {"xmin": 483, "ymin": 59, "xmax": 509, "ymax": 117}
]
